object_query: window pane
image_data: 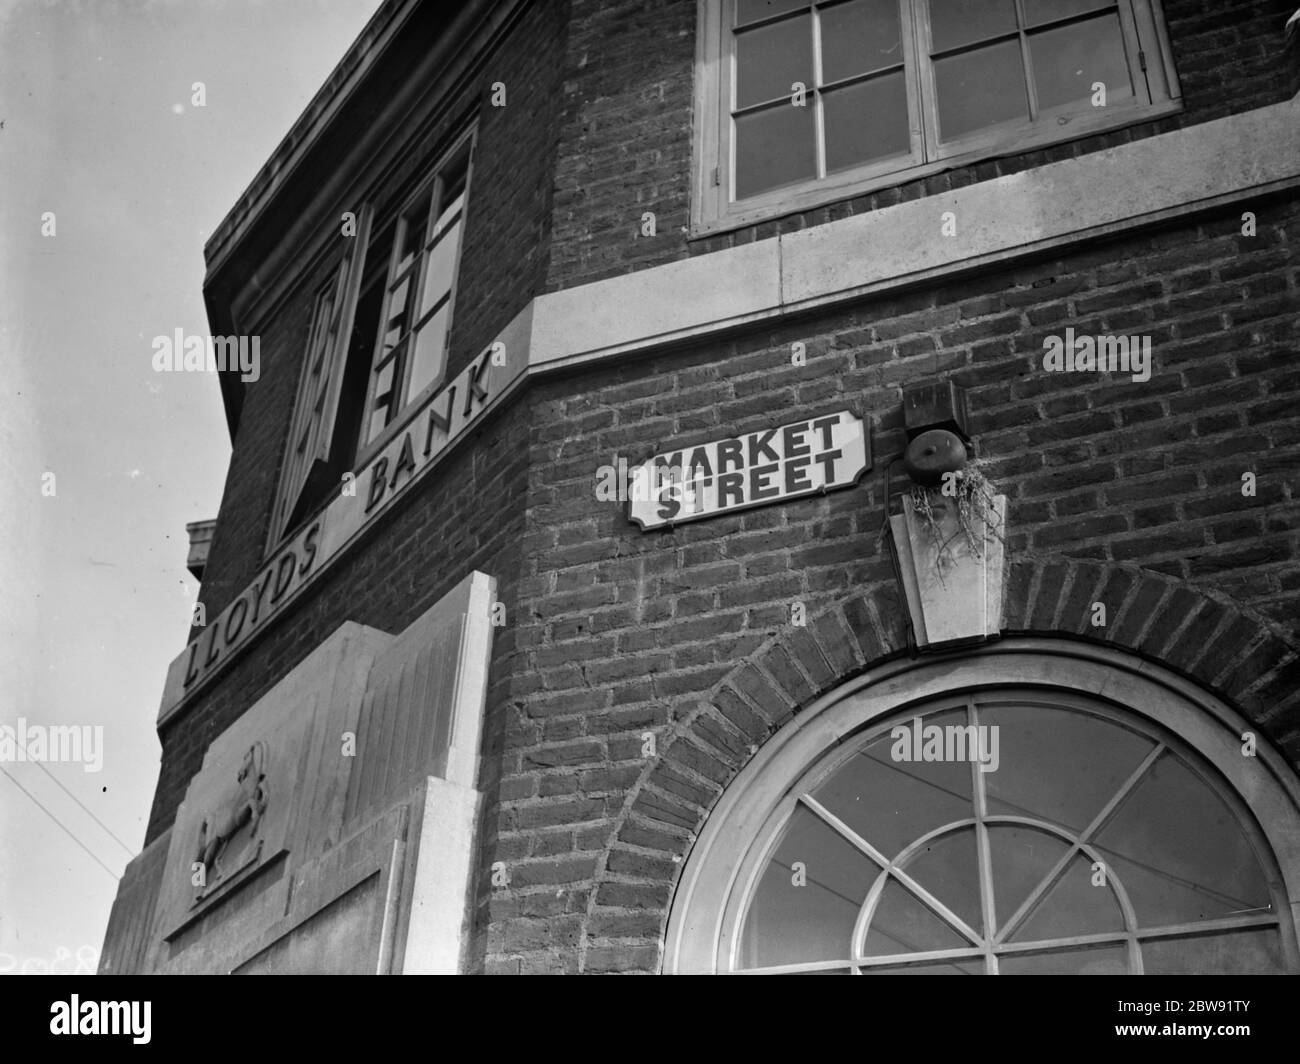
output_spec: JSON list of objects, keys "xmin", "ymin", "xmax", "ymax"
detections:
[
  {"xmin": 1023, "ymin": 0, "xmax": 1113, "ymax": 27},
  {"xmin": 1142, "ymin": 928, "xmax": 1286, "ymax": 975},
  {"xmin": 308, "ymin": 293, "xmax": 334, "ymax": 373},
  {"xmin": 823, "ymin": 72, "xmax": 911, "ymax": 173},
  {"xmin": 1010, "ymin": 853, "xmax": 1125, "ymax": 942},
  {"xmin": 988, "ymin": 825, "xmax": 1070, "ymax": 936},
  {"xmin": 364, "ymin": 220, "xmax": 396, "ymax": 288},
  {"xmin": 734, "ymin": 102, "xmax": 816, "ymax": 198},
  {"xmin": 735, "ymin": 14, "xmax": 812, "ymax": 108},
  {"xmin": 439, "ymin": 161, "xmax": 467, "ymax": 213},
  {"xmin": 431, "ymin": 195, "xmax": 463, "ymax": 241},
  {"xmin": 820, "ymin": 0, "xmax": 902, "ymax": 83},
  {"xmin": 999, "ymin": 943, "xmax": 1129, "ymax": 974},
  {"xmin": 900, "ymin": 828, "xmax": 982, "ymax": 935},
  {"xmin": 420, "ymin": 219, "xmax": 461, "ymax": 317},
  {"xmin": 365, "ymin": 408, "xmax": 388, "ymax": 445},
  {"xmin": 406, "ymin": 304, "xmax": 448, "ymax": 403},
  {"xmin": 981, "ymin": 704, "xmax": 1154, "ymax": 833},
  {"xmin": 928, "ymin": 0, "xmax": 1018, "ymax": 53},
  {"xmin": 366, "ymin": 357, "xmax": 397, "ymax": 443},
  {"xmin": 812, "ymin": 708, "xmax": 972, "ymax": 862},
  {"xmin": 864, "ymin": 877, "xmax": 967, "ymax": 955},
  {"xmin": 372, "ymin": 357, "xmax": 395, "ymax": 404},
  {"xmin": 381, "ymin": 275, "xmax": 412, "ymax": 353},
  {"xmin": 739, "ymin": 805, "xmax": 875, "ymax": 968},
  {"xmin": 724, "ymin": 691, "xmax": 1294, "ymax": 975},
  {"xmin": 736, "ymin": 0, "xmax": 807, "ymax": 27},
  {"xmin": 1094, "ymin": 753, "xmax": 1272, "ymax": 928},
  {"xmin": 934, "ymin": 39, "xmax": 1027, "ymax": 140},
  {"xmin": 336, "ymin": 276, "xmax": 383, "ymax": 459},
  {"xmin": 395, "ymin": 210, "xmax": 426, "ymax": 278},
  {"xmin": 1030, "ymin": 13, "xmax": 1132, "ymax": 112}
]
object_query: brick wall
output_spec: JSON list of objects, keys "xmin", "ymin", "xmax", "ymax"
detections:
[
  {"xmin": 445, "ymin": 0, "xmax": 570, "ymax": 381},
  {"xmin": 196, "ymin": 0, "xmax": 1296, "ymax": 634},
  {"xmin": 545, "ymin": 0, "xmax": 1298, "ymax": 286},
  {"xmin": 473, "ymin": 191, "xmax": 1299, "ymax": 973},
  {"xmin": 545, "ymin": 0, "xmax": 697, "ymax": 291},
  {"xmin": 150, "ymin": 0, "xmax": 1300, "ymax": 970},
  {"xmin": 193, "ymin": 0, "xmax": 570, "ymax": 633}
]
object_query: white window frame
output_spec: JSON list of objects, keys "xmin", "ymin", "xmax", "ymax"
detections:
[
  {"xmin": 356, "ymin": 126, "xmax": 475, "ymax": 468},
  {"xmin": 270, "ymin": 205, "xmax": 373, "ymax": 543},
  {"xmin": 691, "ymin": 0, "xmax": 1182, "ymax": 236},
  {"xmin": 268, "ymin": 127, "xmax": 475, "ymax": 551},
  {"xmin": 663, "ymin": 641, "xmax": 1300, "ymax": 974}
]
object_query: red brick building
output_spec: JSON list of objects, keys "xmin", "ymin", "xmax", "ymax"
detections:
[{"xmin": 103, "ymin": 0, "xmax": 1300, "ymax": 974}]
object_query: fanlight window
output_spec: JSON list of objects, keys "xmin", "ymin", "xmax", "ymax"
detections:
[{"xmin": 731, "ymin": 693, "xmax": 1293, "ymax": 974}]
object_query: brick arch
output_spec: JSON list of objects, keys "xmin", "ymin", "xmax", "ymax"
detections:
[
  {"xmin": 999, "ymin": 557, "xmax": 1300, "ymax": 726},
  {"xmin": 577, "ymin": 558, "xmax": 1300, "ymax": 973}
]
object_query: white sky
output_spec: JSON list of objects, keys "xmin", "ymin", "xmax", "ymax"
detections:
[{"xmin": 0, "ymin": 0, "xmax": 385, "ymax": 972}]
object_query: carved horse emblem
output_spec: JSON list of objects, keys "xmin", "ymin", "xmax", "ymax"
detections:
[{"xmin": 193, "ymin": 741, "xmax": 268, "ymax": 889}]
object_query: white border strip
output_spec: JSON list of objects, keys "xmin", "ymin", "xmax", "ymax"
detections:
[{"xmin": 528, "ymin": 92, "xmax": 1300, "ymax": 370}]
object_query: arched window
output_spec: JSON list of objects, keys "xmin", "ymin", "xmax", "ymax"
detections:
[{"xmin": 664, "ymin": 645, "xmax": 1300, "ymax": 974}]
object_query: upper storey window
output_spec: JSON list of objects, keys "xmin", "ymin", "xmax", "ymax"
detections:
[
  {"xmin": 693, "ymin": 0, "xmax": 1181, "ymax": 232},
  {"xmin": 270, "ymin": 127, "xmax": 475, "ymax": 546},
  {"xmin": 361, "ymin": 146, "xmax": 469, "ymax": 448}
]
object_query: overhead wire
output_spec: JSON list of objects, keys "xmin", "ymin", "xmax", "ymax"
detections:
[{"xmin": 0, "ymin": 766, "xmax": 121, "ymax": 881}]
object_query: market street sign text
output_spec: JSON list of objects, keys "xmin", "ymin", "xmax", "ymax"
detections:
[{"xmin": 627, "ymin": 410, "xmax": 870, "ymax": 530}]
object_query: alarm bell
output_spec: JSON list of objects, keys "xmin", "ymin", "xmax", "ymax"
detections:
[{"xmin": 902, "ymin": 428, "xmax": 968, "ymax": 486}]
